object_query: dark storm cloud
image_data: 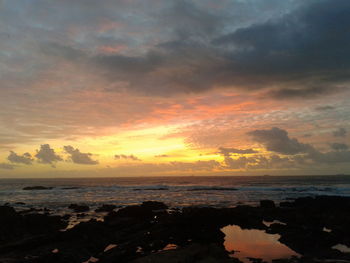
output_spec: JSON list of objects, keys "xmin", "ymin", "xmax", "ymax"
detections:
[
  {"xmin": 214, "ymin": 0, "xmax": 350, "ymax": 75},
  {"xmin": 114, "ymin": 154, "xmax": 141, "ymax": 161},
  {"xmin": 333, "ymin": 127, "xmax": 347, "ymax": 137},
  {"xmin": 1, "ymin": 0, "xmax": 349, "ymax": 99},
  {"xmin": 331, "ymin": 143, "xmax": 349, "ymax": 151},
  {"xmin": 64, "ymin": 146, "xmax": 99, "ymax": 165},
  {"xmin": 158, "ymin": 0, "xmax": 225, "ymax": 39},
  {"xmin": 35, "ymin": 144, "xmax": 62, "ymax": 165},
  {"xmin": 7, "ymin": 151, "xmax": 33, "ymax": 165},
  {"xmin": 84, "ymin": 0, "xmax": 350, "ymax": 97},
  {"xmin": 247, "ymin": 127, "xmax": 313, "ymax": 155}
]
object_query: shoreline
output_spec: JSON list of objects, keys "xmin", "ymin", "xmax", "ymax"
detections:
[{"xmin": 1, "ymin": 196, "xmax": 350, "ymax": 262}]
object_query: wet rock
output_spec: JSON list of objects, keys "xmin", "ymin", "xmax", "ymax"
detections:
[
  {"xmin": 23, "ymin": 186, "xmax": 54, "ymax": 190},
  {"xmin": 260, "ymin": 200, "xmax": 276, "ymax": 209},
  {"xmin": 95, "ymin": 204, "xmax": 117, "ymax": 213},
  {"xmin": 68, "ymin": 204, "xmax": 90, "ymax": 212}
]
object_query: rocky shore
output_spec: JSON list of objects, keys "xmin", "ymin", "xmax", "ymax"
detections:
[{"xmin": 1, "ymin": 196, "xmax": 350, "ymax": 263}]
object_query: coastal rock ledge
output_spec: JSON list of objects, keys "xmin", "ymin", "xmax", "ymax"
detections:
[{"xmin": 0, "ymin": 196, "xmax": 350, "ymax": 263}]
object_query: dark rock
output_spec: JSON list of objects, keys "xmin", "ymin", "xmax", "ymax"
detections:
[
  {"xmin": 260, "ymin": 200, "xmax": 276, "ymax": 209},
  {"xmin": 15, "ymin": 202, "xmax": 26, "ymax": 205},
  {"xmin": 77, "ymin": 213, "xmax": 87, "ymax": 218},
  {"xmin": 112, "ymin": 205, "xmax": 153, "ymax": 219},
  {"xmin": 0, "ymin": 205, "xmax": 67, "ymax": 247},
  {"xmin": 95, "ymin": 204, "xmax": 117, "ymax": 213},
  {"xmin": 141, "ymin": 201, "xmax": 168, "ymax": 210},
  {"xmin": 23, "ymin": 186, "xmax": 54, "ymax": 190},
  {"xmin": 68, "ymin": 204, "xmax": 90, "ymax": 212},
  {"xmin": 62, "ymin": 214, "xmax": 71, "ymax": 220},
  {"xmin": 130, "ymin": 243, "xmax": 237, "ymax": 263},
  {"xmin": 3, "ymin": 197, "xmax": 350, "ymax": 263},
  {"xmin": 24, "ymin": 213, "xmax": 66, "ymax": 234}
]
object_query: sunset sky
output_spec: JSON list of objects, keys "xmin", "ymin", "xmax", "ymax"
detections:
[{"xmin": 0, "ymin": 0, "xmax": 349, "ymax": 177}]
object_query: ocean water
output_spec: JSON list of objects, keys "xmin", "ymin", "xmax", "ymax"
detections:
[{"xmin": 1, "ymin": 175, "xmax": 350, "ymax": 213}]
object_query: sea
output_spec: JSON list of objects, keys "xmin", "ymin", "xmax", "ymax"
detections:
[{"xmin": 1, "ymin": 175, "xmax": 350, "ymax": 212}]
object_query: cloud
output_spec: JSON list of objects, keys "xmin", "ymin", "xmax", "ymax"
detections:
[
  {"xmin": 246, "ymin": 127, "xmax": 350, "ymax": 165},
  {"xmin": 212, "ymin": 0, "xmax": 350, "ymax": 97},
  {"xmin": 35, "ymin": 144, "xmax": 62, "ymax": 165},
  {"xmin": 64, "ymin": 146, "xmax": 99, "ymax": 165},
  {"xmin": 247, "ymin": 127, "xmax": 312, "ymax": 155},
  {"xmin": 264, "ymin": 86, "xmax": 344, "ymax": 100},
  {"xmin": 114, "ymin": 154, "xmax": 141, "ymax": 161},
  {"xmin": 32, "ymin": 0, "xmax": 350, "ymax": 98},
  {"xmin": 0, "ymin": 163, "xmax": 15, "ymax": 170},
  {"xmin": 331, "ymin": 143, "xmax": 349, "ymax": 151},
  {"xmin": 315, "ymin": 105, "xmax": 335, "ymax": 111},
  {"xmin": 218, "ymin": 147, "xmax": 258, "ymax": 156},
  {"xmin": 221, "ymin": 154, "xmax": 298, "ymax": 170},
  {"xmin": 333, "ymin": 127, "xmax": 347, "ymax": 137},
  {"xmin": 308, "ymin": 149, "xmax": 350, "ymax": 164},
  {"xmin": 154, "ymin": 154, "xmax": 169, "ymax": 158},
  {"xmin": 7, "ymin": 151, "xmax": 33, "ymax": 165}
]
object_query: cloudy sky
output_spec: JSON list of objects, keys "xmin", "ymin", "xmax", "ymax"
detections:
[{"xmin": 0, "ymin": 0, "xmax": 349, "ymax": 177}]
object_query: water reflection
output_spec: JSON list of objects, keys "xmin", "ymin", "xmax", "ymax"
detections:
[
  {"xmin": 332, "ymin": 244, "xmax": 350, "ymax": 253},
  {"xmin": 221, "ymin": 225, "xmax": 299, "ymax": 263}
]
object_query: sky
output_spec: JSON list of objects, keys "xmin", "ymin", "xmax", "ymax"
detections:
[{"xmin": 0, "ymin": 0, "xmax": 349, "ymax": 178}]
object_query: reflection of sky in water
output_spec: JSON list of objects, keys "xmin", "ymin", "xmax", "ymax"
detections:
[
  {"xmin": 221, "ymin": 225, "xmax": 299, "ymax": 263},
  {"xmin": 332, "ymin": 244, "xmax": 350, "ymax": 253}
]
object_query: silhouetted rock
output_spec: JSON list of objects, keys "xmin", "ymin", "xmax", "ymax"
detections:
[
  {"xmin": 131, "ymin": 243, "xmax": 237, "ymax": 263},
  {"xmin": 112, "ymin": 205, "xmax": 153, "ymax": 218},
  {"xmin": 68, "ymin": 204, "xmax": 90, "ymax": 212},
  {"xmin": 95, "ymin": 204, "xmax": 117, "ymax": 213},
  {"xmin": 23, "ymin": 186, "xmax": 53, "ymax": 190},
  {"xmin": 2, "ymin": 197, "xmax": 350, "ymax": 262},
  {"xmin": 141, "ymin": 201, "xmax": 168, "ymax": 210},
  {"xmin": 0, "ymin": 205, "xmax": 67, "ymax": 248},
  {"xmin": 260, "ymin": 200, "xmax": 275, "ymax": 209},
  {"xmin": 77, "ymin": 213, "xmax": 87, "ymax": 218}
]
